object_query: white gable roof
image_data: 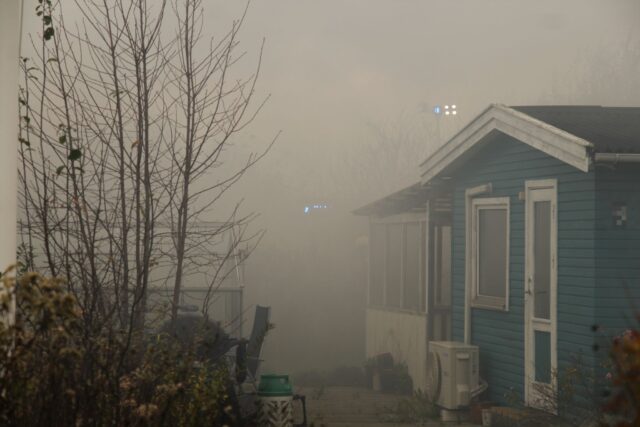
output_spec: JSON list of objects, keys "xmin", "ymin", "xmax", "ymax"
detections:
[{"xmin": 419, "ymin": 104, "xmax": 593, "ymax": 184}]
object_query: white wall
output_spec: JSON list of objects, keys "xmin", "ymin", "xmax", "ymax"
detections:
[
  {"xmin": 0, "ymin": 0, "xmax": 22, "ymax": 320},
  {"xmin": 366, "ymin": 307, "xmax": 428, "ymax": 391}
]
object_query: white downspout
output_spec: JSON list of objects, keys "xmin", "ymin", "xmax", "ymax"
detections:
[{"xmin": 0, "ymin": 0, "xmax": 24, "ymax": 324}]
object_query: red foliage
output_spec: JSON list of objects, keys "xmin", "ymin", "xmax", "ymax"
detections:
[{"xmin": 603, "ymin": 327, "xmax": 640, "ymax": 426}]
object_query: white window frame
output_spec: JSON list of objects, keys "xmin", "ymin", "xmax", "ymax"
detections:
[{"xmin": 470, "ymin": 196, "xmax": 510, "ymax": 311}]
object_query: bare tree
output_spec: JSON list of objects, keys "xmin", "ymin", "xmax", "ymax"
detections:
[
  {"xmin": 165, "ymin": 0, "xmax": 273, "ymax": 320},
  {"xmin": 325, "ymin": 112, "xmax": 439, "ymax": 208},
  {"xmin": 17, "ymin": 0, "xmax": 272, "ymax": 336}
]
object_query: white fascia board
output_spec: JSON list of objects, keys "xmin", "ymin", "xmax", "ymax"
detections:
[
  {"xmin": 419, "ymin": 105, "xmax": 496, "ymax": 184},
  {"xmin": 420, "ymin": 104, "xmax": 593, "ymax": 184}
]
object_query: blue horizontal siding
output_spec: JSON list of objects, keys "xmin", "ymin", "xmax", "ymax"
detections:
[
  {"xmin": 450, "ymin": 133, "xmax": 596, "ymax": 405},
  {"xmin": 595, "ymin": 165, "xmax": 640, "ymax": 337}
]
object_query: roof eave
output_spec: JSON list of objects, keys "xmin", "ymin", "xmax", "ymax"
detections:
[
  {"xmin": 419, "ymin": 104, "xmax": 594, "ymax": 184},
  {"xmin": 352, "ymin": 182, "xmax": 432, "ymax": 217}
]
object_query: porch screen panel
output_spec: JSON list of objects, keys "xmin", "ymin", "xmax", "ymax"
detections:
[
  {"xmin": 386, "ymin": 224, "xmax": 402, "ymax": 308},
  {"xmin": 369, "ymin": 224, "xmax": 385, "ymax": 306},
  {"xmin": 478, "ymin": 209, "xmax": 507, "ymax": 298},
  {"xmin": 403, "ymin": 222, "xmax": 420, "ymax": 311},
  {"xmin": 534, "ymin": 201, "xmax": 551, "ymax": 320}
]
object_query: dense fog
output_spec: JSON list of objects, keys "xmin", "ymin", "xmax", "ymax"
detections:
[
  {"xmin": 229, "ymin": 0, "xmax": 640, "ymax": 376},
  {"xmin": 20, "ymin": 0, "xmax": 640, "ymax": 377}
]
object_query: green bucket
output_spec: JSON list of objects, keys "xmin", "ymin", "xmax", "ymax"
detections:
[{"xmin": 258, "ymin": 374, "xmax": 293, "ymax": 397}]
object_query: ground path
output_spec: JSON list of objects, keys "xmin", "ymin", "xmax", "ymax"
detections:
[{"xmin": 293, "ymin": 386, "xmax": 477, "ymax": 427}]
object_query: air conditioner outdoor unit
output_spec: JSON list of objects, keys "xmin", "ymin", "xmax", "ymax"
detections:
[{"xmin": 427, "ymin": 341, "xmax": 480, "ymax": 410}]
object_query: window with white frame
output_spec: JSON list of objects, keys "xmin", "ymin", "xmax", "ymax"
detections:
[{"xmin": 471, "ymin": 197, "xmax": 510, "ymax": 310}]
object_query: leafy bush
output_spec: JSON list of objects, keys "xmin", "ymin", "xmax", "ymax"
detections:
[
  {"xmin": 502, "ymin": 353, "xmax": 611, "ymax": 427},
  {"xmin": 365, "ymin": 354, "xmax": 413, "ymax": 395},
  {"xmin": 0, "ymin": 271, "xmax": 237, "ymax": 426},
  {"xmin": 499, "ymin": 324, "xmax": 640, "ymax": 427},
  {"xmin": 379, "ymin": 363, "xmax": 413, "ymax": 395},
  {"xmin": 603, "ymin": 328, "xmax": 640, "ymax": 426}
]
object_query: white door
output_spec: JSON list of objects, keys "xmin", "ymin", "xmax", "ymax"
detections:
[{"xmin": 524, "ymin": 180, "xmax": 557, "ymax": 411}]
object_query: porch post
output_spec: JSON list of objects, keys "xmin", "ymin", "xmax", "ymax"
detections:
[{"xmin": 424, "ymin": 200, "xmax": 430, "ymax": 315}]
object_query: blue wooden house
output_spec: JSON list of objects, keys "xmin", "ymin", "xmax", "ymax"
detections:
[{"xmin": 355, "ymin": 104, "xmax": 640, "ymax": 410}]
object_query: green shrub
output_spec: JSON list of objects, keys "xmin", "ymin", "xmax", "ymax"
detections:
[
  {"xmin": 365, "ymin": 354, "xmax": 413, "ymax": 395},
  {"xmin": 0, "ymin": 271, "xmax": 237, "ymax": 426}
]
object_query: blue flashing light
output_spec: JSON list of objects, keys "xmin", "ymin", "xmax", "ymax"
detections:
[
  {"xmin": 434, "ymin": 106, "xmax": 441, "ymax": 115},
  {"xmin": 303, "ymin": 203, "xmax": 329, "ymax": 214}
]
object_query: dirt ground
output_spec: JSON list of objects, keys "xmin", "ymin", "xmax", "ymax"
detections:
[{"xmin": 294, "ymin": 386, "xmax": 477, "ymax": 427}]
